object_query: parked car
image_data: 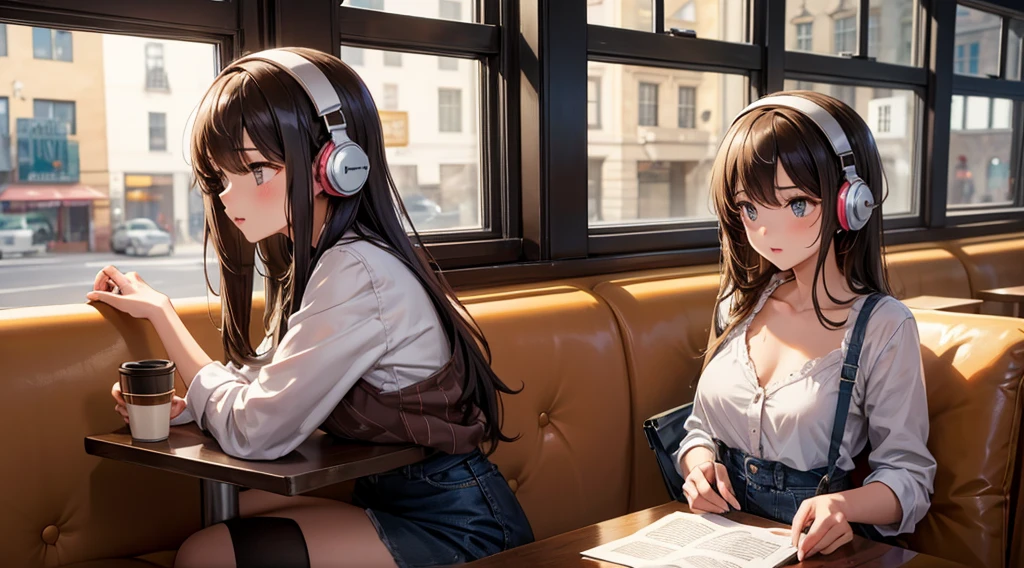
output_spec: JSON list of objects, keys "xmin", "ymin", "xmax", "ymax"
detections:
[
  {"xmin": 0, "ymin": 213, "xmax": 53, "ymax": 259},
  {"xmin": 111, "ymin": 218, "xmax": 174, "ymax": 256}
]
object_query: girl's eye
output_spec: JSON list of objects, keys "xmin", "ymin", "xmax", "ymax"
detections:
[
  {"xmin": 740, "ymin": 202, "xmax": 758, "ymax": 221},
  {"xmin": 789, "ymin": 198, "xmax": 812, "ymax": 218},
  {"xmin": 248, "ymin": 163, "xmax": 279, "ymax": 186}
]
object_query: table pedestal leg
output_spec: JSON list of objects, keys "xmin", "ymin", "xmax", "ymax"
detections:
[{"xmin": 201, "ymin": 479, "xmax": 240, "ymax": 527}]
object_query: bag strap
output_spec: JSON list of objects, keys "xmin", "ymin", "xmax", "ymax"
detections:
[{"xmin": 817, "ymin": 292, "xmax": 885, "ymax": 496}]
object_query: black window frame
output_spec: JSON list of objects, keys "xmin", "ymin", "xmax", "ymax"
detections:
[
  {"xmin": 338, "ymin": 1, "xmax": 520, "ymax": 267},
  {"xmin": 4, "ymin": 0, "xmax": 1024, "ymax": 291}
]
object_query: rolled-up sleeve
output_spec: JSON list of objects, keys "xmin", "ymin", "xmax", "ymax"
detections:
[
  {"xmin": 183, "ymin": 248, "xmax": 388, "ymax": 460},
  {"xmin": 862, "ymin": 317, "xmax": 936, "ymax": 536},
  {"xmin": 672, "ymin": 397, "xmax": 717, "ymax": 477}
]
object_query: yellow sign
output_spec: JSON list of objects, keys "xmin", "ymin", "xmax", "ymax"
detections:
[
  {"xmin": 379, "ymin": 110, "xmax": 409, "ymax": 148},
  {"xmin": 124, "ymin": 175, "xmax": 153, "ymax": 188}
]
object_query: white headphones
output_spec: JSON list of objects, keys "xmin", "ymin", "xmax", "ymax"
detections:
[
  {"xmin": 734, "ymin": 94, "xmax": 877, "ymax": 231},
  {"xmin": 232, "ymin": 49, "xmax": 370, "ymax": 197}
]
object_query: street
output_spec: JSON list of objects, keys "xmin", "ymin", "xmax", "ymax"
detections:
[{"xmin": 0, "ymin": 245, "xmax": 263, "ymax": 310}]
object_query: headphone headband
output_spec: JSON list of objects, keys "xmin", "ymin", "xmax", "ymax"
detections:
[
  {"xmin": 233, "ymin": 49, "xmax": 349, "ymax": 136},
  {"xmin": 736, "ymin": 95, "xmax": 854, "ymax": 165}
]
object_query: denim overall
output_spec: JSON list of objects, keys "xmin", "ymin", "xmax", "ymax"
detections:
[{"xmin": 716, "ymin": 293, "xmax": 886, "ymax": 540}]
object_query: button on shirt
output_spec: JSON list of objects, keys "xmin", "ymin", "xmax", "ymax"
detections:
[
  {"xmin": 170, "ymin": 236, "xmax": 451, "ymax": 460},
  {"xmin": 673, "ymin": 273, "xmax": 936, "ymax": 536}
]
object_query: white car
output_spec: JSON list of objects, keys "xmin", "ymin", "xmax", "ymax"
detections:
[
  {"xmin": 0, "ymin": 213, "xmax": 52, "ymax": 259},
  {"xmin": 111, "ymin": 218, "xmax": 174, "ymax": 256}
]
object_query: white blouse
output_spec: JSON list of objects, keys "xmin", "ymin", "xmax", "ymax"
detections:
[
  {"xmin": 673, "ymin": 273, "xmax": 936, "ymax": 536},
  {"xmin": 170, "ymin": 236, "xmax": 450, "ymax": 460}
]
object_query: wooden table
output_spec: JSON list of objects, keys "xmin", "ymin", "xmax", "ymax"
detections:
[
  {"xmin": 85, "ymin": 423, "xmax": 430, "ymax": 527},
  {"xmin": 465, "ymin": 501, "xmax": 970, "ymax": 567},
  {"xmin": 902, "ymin": 295, "xmax": 983, "ymax": 313},
  {"xmin": 977, "ymin": 285, "xmax": 1024, "ymax": 317}
]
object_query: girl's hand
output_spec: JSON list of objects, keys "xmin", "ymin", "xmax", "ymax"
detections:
[
  {"xmin": 790, "ymin": 494, "xmax": 854, "ymax": 561},
  {"xmin": 111, "ymin": 381, "xmax": 187, "ymax": 423},
  {"xmin": 87, "ymin": 265, "xmax": 171, "ymax": 320},
  {"xmin": 681, "ymin": 461, "xmax": 742, "ymax": 514}
]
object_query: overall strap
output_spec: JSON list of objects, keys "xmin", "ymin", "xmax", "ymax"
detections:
[{"xmin": 816, "ymin": 292, "xmax": 885, "ymax": 496}]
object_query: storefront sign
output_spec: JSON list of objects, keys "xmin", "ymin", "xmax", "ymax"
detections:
[
  {"xmin": 379, "ymin": 110, "xmax": 409, "ymax": 148},
  {"xmin": 16, "ymin": 118, "xmax": 80, "ymax": 183}
]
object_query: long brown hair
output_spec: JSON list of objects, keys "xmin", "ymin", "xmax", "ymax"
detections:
[
  {"xmin": 705, "ymin": 90, "xmax": 892, "ymax": 361},
  {"xmin": 190, "ymin": 47, "xmax": 520, "ymax": 453}
]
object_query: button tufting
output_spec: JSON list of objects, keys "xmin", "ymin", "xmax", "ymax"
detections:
[
  {"xmin": 508, "ymin": 479, "xmax": 519, "ymax": 493},
  {"xmin": 41, "ymin": 525, "xmax": 59, "ymax": 545},
  {"xmin": 538, "ymin": 412, "xmax": 550, "ymax": 427}
]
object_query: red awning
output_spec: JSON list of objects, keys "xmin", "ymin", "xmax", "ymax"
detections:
[{"xmin": 0, "ymin": 184, "xmax": 107, "ymax": 202}]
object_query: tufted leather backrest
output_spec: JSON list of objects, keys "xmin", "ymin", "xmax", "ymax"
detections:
[
  {"xmin": 907, "ymin": 309, "xmax": 1024, "ymax": 568},
  {"xmin": 884, "ymin": 246, "xmax": 974, "ymax": 301},
  {"xmin": 461, "ymin": 286, "xmax": 632, "ymax": 540},
  {"xmin": 592, "ymin": 273, "xmax": 720, "ymax": 512}
]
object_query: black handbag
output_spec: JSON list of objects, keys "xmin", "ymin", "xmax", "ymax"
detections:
[{"xmin": 642, "ymin": 402, "xmax": 694, "ymax": 502}]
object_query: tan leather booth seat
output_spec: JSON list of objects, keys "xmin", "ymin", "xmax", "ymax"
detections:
[
  {"xmin": 593, "ymin": 272, "xmax": 720, "ymax": 512},
  {"xmin": 461, "ymin": 286, "xmax": 632, "ymax": 540},
  {"xmin": 905, "ymin": 310, "xmax": 1024, "ymax": 568},
  {"xmin": 884, "ymin": 245, "xmax": 974, "ymax": 301},
  {"xmin": 1, "ymin": 236, "xmax": 1023, "ymax": 567},
  {"xmin": 945, "ymin": 233, "xmax": 1024, "ymax": 316}
]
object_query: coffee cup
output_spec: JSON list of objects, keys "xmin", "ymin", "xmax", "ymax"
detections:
[{"xmin": 119, "ymin": 359, "xmax": 176, "ymax": 442}]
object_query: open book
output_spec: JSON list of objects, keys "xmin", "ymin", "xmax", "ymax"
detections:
[{"xmin": 581, "ymin": 511, "xmax": 798, "ymax": 568}]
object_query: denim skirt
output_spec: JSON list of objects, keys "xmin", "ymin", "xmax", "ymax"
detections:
[{"xmin": 351, "ymin": 448, "xmax": 535, "ymax": 567}]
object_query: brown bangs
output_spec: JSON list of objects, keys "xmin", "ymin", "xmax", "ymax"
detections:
[
  {"xmin": 724, "ymin": 110, "xmax": 825, "ymax": 213},
  {"xmin": 190, "ymin": 69, "xmax": 285, "ymax": 195}
]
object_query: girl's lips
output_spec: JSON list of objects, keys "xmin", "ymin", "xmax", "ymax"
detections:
[
  {"xmin": 233, "ymin": 218, "xmax": 246, "ymax": 224},
  {"xmin": 770, "ymin": 247, "xmax": 782, "ymax": 253}
]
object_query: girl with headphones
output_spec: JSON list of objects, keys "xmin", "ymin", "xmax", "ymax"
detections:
[
  {"xmin": 671, "ymin": 91, "xmax": 935, "ymax": 561},
  {"xmin": 86, "ymin": 47, "xmax": 533, "ymax": 567}
]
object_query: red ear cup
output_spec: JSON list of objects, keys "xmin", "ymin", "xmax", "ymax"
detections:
[
  {"xmin": 837, "ymin": 181, "xmax": 851, "ymax": 232},
  {"xmin": 313, "ymin": 141, "xmax": 339, "ymax": 196}
]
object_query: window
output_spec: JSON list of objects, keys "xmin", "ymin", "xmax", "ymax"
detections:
[
  {"xmin": 33, "ymin": 99, "xmax": 76, "ymax": 135},
  {"xmin": 638, "ymin": 82, "xmax": 658, "ymax": 127},
  {"xmin": 383, "ymin": 51, "xmax": 402, "ymax": 67},
  {"xmin": 439, "ymin": 57, "xmax": 458, "ymax": 71},
  {"xmin": 590, "ymin": 65, "xmax": 748, "ymax": 227},
  {"xmin": 383, "ymin": 83, "xmax": 398, "ymax": 110},
  {"xmin": 149, "ymin": 112, "xmax": 167, "ymax": 151},
  {"xmin": 341, "ymin": 45, "xmax": 364, "ymax": 66},
  {"xmin": 834, "ymin": 16, "xmax": 856, "ymax": 55},
  {"xmin": 673, "ymin": 1, "xmax": 696, "ymax": 22},
  {"xmin": 0, "ymin": 97, "xmax": 8, "ymax": 135},
  {"xmin": 145, "ymin": 43, "xmax": 169, "ymax": 90},
  {"xmin": 899, "ymin": 19, "xmax": 914, "ymax": 65},
  {"xmin": 591, "ymin": 0, "xmax": 748, "ymax": 43},
  {"xmin": 32, "ymin": 28, "xmax": 73, "ymax": 61},
  {"xmin": 796, "ymin": 22, "xmax": 813, "ymax": 52},
  {"xmin": 438, "ymin": 88, "xmax": 462, "ymax": 132},
  {"xmin": 439, "ymin": 0, "xmax": 461, "ymax": 21},
  {"xmin": 786, "ymin": 80, "xmax": 918, "ymax": 216},
  {"xmin": 0, "ymin": 24, "xmax": 7, "ymax": 57},
  {"xmin": 877, "ymin": 104, "xmax": 892, "ymax": 133},
  {"xmin": 677, "ymin": 86, "xmax": 695, "ymax": 129},
  {"xmin": 954, "ymin": 6, "xmax": 1000, "ymax": 78},
  {"xmin": 868, "ymin": 14, "xmax": 879, "ymax": 56},
  {"xmin": 348, "ymin": 0, "xmax": 384, "ymax": 9},
  {"xmin": 588, "ymin": 77, "xmax": 601, "ymax": 129}
]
